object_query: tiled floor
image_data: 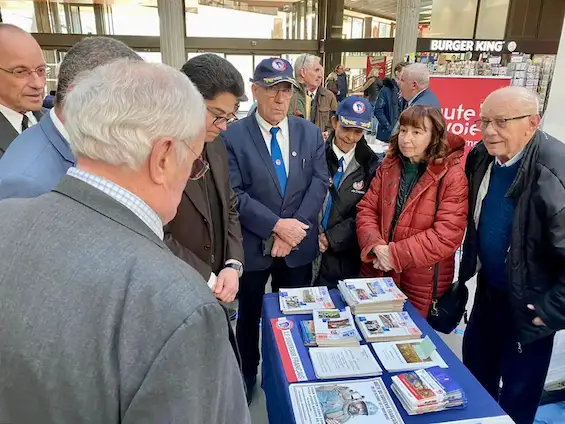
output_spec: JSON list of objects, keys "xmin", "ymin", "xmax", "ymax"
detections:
[{"xmin": 248, "ymin": 256, "xmax": 478, "ymax": 423}]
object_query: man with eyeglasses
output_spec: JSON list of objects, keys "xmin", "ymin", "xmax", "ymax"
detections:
[
  {"xmin": 458, "ymin": 86, "xmax": 565, "ymax": 424},
  {"xmin": 222, "ymin": 58, "xmax": 329, "ymax": 403},
  {"xmin": 0, "ymin": 37, "xmax": 142, "ymax": 200},
  {"xmin": 0, "ymin": 24, "xmax": 46, "ymax": 159},
  {"xmin": 165, "ymin": 54, "xmax": 245, "ymax": 321}
]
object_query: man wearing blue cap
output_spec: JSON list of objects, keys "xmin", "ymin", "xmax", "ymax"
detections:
[
  {"xmin": 222, "ymin": 57, "xmax": 329, "ymax": 403},
  {"xmin": 315, "ymin": 96, "xmax": 381, "ymax": 288}
]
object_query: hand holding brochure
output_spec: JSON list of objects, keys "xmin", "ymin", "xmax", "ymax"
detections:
[
  {"xmin": 372, "ymin": 336, "xmax": 448, "ymax": 372},
  {"xmin": 309, "ymin": 345, "xmax": 383, "ymax": 379}
]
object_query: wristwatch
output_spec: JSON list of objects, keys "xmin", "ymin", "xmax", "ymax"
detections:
[{"xmin": 225, "ymin": 262, "xmax": 243, "ymax": 277}]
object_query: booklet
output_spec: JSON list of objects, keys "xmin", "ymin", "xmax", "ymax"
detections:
[
  {"xmin": 279, "ymin": 286, "xmax": 335, "ymax": 314},
  {"xmin": 313, "ymin": 307, "xmax": 360, "ymax": 347},
  {"xmin": 356, "ymin": 311, "xmax": 422, "ymax": 343},
  {"xmin": 290, "ymin": 378, "xmax": 404, "ymax": 424},
  {"xmin": 299, "ymin": 320, "xmax": 317, "ymax": 347},
  {"xmin": 309, "ymin": 345, "xmax": 383, "ymax": 379},
  {"xmin": 338, "ymin": 278, "xmax": 407, "ymax": 314},
  {"xmin": 371, "ymin": 336, "xmax": 448, "ymax": 372}
]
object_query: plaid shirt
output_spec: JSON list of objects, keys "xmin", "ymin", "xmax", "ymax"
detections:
[{"xmin": 67, "ymin": 167, "xmax": 164, "ymax": 240}]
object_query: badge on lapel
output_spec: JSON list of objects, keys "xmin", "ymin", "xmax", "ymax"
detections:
[{"xmin": 351, "ymin": 180, "xmax": 366, "ymax": 194}]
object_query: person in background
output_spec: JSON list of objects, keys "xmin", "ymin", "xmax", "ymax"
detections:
[
  {"xmin": 315, "ymin": 96, "xmax": 380, "ymax": 289},
  {"xmin": 398, "ymin": 63, "xmax": 440, "ymax": 110},
  {"xmin": 42, "ymin": 90, "xmax": 56, "ymax": 109},
  {"xmin": 0, "ymin": 59, "xmax": 250, "ymax": 424},
  {"xmin": 0, "ymin": 37, "xmax": 142, "ymax": 200},
  {"xmin": 223, "ymin": 57, "xmax": 328, "ymax": 403},
  {"xmin": 325, "ymin": 70, "xmax": 339, "ymax": 98},
  {"xmin": 374, "ymin": 62, "xmax": 408, "ymax": 142},
  {"xmin": 356, "ymin": 105, "xmax": 468, "ymax": 317},
  {"xmin": 361, "ymin": 68, "xmax": 383, "ymax": 108},
  {"xmin": 0, "ymin": 24, "xmax": 46, "ymax": 158},
  {"xmin": 335, "ymin": 64, "xmax": 349, "ymax": 102},
  {"xmin": 290, "ymin": 54, "xmax": 337, "ymax": 136},
  {"xmin": 165, "ymin": 54, "xmax": 245, "ymax": 326},
  {"xmin": 459, "ymin": 86, "xmax": 565, "ymax": 424}
]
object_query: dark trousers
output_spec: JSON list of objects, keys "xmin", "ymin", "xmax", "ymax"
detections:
[
  {"xmin": 463, "ymin": 280, "xmax": 554, "ymax": 424},
  {"xmin": 236, "ymin": 259, "xmax": 312, "ymax": 379}
]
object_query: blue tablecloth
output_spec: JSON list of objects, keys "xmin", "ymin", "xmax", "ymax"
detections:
[{"xmin": 261, "ymin": 289, "xmax": 509, "ymax": 424}]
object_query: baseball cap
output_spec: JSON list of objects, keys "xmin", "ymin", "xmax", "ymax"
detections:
[
  {"xmin": 336, "ymin": 96, "xmax": 373, "ymax": 130},
  {"xmin": 252, "ymin": 57, "xmax": 299, "ymax": 89}
]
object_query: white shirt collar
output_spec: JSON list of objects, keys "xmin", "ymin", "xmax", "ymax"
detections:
[
  {"xmin": 308, "ymin": 88, "xmax": 318, "ymax": 98},
  {"xmin": 332, "ymin": 142, "xmax": 356, "ymax": 171},
  {"xmin": 255, "ymin": 111, "xmax": 289, "ymax": 139},
  {"xmin": 408, "ymin": 88, "xmax": 427, "ymax": 106},
  {"xmin": 495, "ymin": 149, "xmax": 524, "ymax": 167},
  {"xmin": 66, "ymin": 167, "xmax": 164, "ymax": 240},
  {"xmin": 50, "ymin": 108, "xmax": 70, "ymax": 142},
  {"xmin": 0, "ymin": 103, "xmax": 38, "ymax": 134}
]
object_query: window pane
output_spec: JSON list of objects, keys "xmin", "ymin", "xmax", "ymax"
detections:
[
  {"xmin": 225, "ymin": 55, "xmax": 254, "ymax": 112},
  {"xmin": 475, "ymin": 0, "xmax": 510, "ymax": 39},
  {"xmin": 425, "ymin": 0, "xmax": 478, "ymax": 38},
  {"xmin": 107, "ymin": 4, "xmax": 160, "ymax": 36},
  {"xmin": 137, "ymin": 52, "xmax": 163, "ymax": 63},
  {"xmin": 185, "ymin": 0, "xmax": 317, "ymax": 39},
  {"xmin": 1, "ymin": 0, "xmax": 35, "ymax": 32}
]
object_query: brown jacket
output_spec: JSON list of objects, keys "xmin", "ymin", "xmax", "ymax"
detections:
[
  {"xmin": 289, "ymin": 83, "xmax": 338, "ymax": 133},
  {"xmin": 165, "ymin": 137, "xmax": 244, "ymax": 279}
]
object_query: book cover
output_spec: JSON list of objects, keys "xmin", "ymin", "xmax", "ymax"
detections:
[{"xmin": 299, "ymin": 320, "xmax": 317, "ymax": 347}]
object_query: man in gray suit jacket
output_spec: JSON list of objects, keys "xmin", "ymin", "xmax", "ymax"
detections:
[
  {"xmin": 0, "ymin": 24, "xmax": 46, "ymax": 157},
  {"xmin": 0, "ymin": 37, "xmax": 142, "ymax": 200},
  {"xmin": 0, "ymin": 60, "xmax": 250, "ymax": 424}
]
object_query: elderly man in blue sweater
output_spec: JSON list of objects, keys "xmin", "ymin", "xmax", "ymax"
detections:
[{"xmin": 458, "ymin": 86, "xmax": 565, "ymax": 424}]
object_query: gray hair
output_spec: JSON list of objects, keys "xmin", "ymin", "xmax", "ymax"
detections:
[
  {"xmin": 402, "ymin": 63, "xmax": 430, "ymax": 86},
  {"xmin": 294, "ymin": 54, "xmax": 321, "ymax": 79},
  {"xmin": 56, "ymin": 37, "xmax": 142, "ymax": 106},
  {"xmin": 484, "ymin": 86, "xmax": 540, "ymax": 114},
  {"xmin": 62, "ymin": 60, "xmax": 206, "ymax": 170}
]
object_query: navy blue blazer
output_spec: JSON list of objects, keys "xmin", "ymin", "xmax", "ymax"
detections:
[
  {"xmin": 222, "ymin": 114, "xmax": 329, "ymax": 272},
  {"xmin": 0, "ymin": 112, "xmax": 75, "ymax": 200},
  {"xmin": 411, "ymin": 87, "xmax": 441, "ymax": 109}
]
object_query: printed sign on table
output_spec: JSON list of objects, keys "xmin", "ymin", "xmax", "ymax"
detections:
[{"xmin": 429, "ymin": 76, "xmax": 512, "ymax": 165}]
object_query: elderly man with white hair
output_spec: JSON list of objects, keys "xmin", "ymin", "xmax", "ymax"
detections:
[
  {"xmin": 398, "ymin": 62, "xmax": 440, "ymax": 110},
  {"xmin": 290, "ymin": 53, "xmax": 337, "ymax": 135},
  {"xmin": 0, "ymin": 60, "xmax": 250, "ymax": 424},
  {"xmin": 458, "ymin": 86, "xmax": 565, "ymax": 424}
]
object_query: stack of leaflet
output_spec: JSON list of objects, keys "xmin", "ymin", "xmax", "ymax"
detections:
[
  {"xmin": 279, "ymin": 286, "xmax": 335, "ymax": 314},
  {"xmin": 338, "ymin": 278, "xmax": 407, "ymax": 314},
  {"xmin": 391, "ymin": 366, "xmax": 467, "ymax": 415},
  {"xmin": 356, "ymin": 311, "xmax": 422, "ymax": 343},
  {"xmin": 313, "ymin": 307, "xmax": 360, "ymax": 347},
  {"xmin": 309, "ymin": 345, "xmax": 383, "ymax": 379},
  {"xmin": 372, "ymin": 336, "xmax": 448, "ymax": 372}
]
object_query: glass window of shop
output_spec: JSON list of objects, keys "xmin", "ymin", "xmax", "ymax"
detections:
[
  {"xmin": 341, "ymin": 51, "xmax": 393, "ymax": 91},
  {"xmin": 0, "ymin": 0, "xmax": 160, "ymax": 36},
  {"xmin": 422, "ymin": 0, "xmax": 479, "ymax": 38},
  {"xmin": 474, "ymin": 0, "xmax": 510, "ymax": 39},
  {"xmin": 184, "ymin": 0, "xmax": 317, "ymax": 39}
]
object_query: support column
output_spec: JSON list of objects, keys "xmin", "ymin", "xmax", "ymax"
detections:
[
  {"xmin": 157, "ymin": 0, "xmax": 186, "ymax": 69},
  {"xmin": 392, "ymin": 0, "xmax": 421, "ymax": 66},
  {"xmin": 364, "ymin": 17, "xmax": 372, "ymax": 38},
  {"xmin": 323, "ymin": 0, "xmax": 344, "ymax": 77}
]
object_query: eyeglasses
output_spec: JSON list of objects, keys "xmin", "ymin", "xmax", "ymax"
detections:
[
  {"xmin": 0, "ymin": 65, "xmax": 51, "ymax": 79},
  {"xmin": 475, "ymin": 115, "xmax": 531, "ymax": 130},
  {"xmin": 263, "ymin": 85, "xmax": 293, "ymax": 98},
  {"xmin": 188, "ymin": 145, "xmax": 210, "ymax": 180},
  {"xmin": 207, "ymin": 108, "xmax": 237, "ymax": 128}
]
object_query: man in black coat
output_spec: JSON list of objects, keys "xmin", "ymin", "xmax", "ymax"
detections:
[
  {"xmin": 316, "ymin": 96, "xmax": 381, "ymax": 288},
  {"xmin": 459, "ymin": 86, "xmax": 565, "ymax": 424}
]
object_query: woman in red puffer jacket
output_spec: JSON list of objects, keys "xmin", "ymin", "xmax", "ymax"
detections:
[{"xmin": 356, "ymin": 105, "xmax": 468, "ymax": 317}]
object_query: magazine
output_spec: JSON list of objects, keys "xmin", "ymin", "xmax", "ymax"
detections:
[
  {"xmin": 371, "ymin": 336, "xmax": 448, "ymax": 372},
  {"xmin": 290, "ymin": 378, "xmax": 404, "ymax": 424},
  {"xmin": 313, "ymin": 307, "xmax": 360, "ymax": 347},
  {"xmin": 309, "ymin": 345, "xmax": 383, "ymax": 379},
  {"xmin": 279, "ymin": 286, "xmax": 335, "ymax": 314},
  {"xmin": 356, "ymin": 311, "xmax": 422, "ymax": 343},
  {"xmin": 338, "ymin": 278, "xmax": 406, "ymax": 314}
]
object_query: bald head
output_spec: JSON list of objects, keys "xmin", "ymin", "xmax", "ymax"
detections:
[
  {"xmin": 479, "ymin": 86, "xmax": 540, "ymax": 163},
  {"xmin": 0, "ymin": 24, "xmax": 45, "ymax": 112}
]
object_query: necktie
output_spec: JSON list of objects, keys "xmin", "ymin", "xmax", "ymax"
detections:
[
  {"xmin": 21, "ymin": 114, "xmax": 29, "ymax": 132},
  {"xmin": 322, "ymin": 157, "xmax": 345, "ymax": 230},
  {"xmin": 270, "ymin": 127, "xmax": 287, "ymax": 194}
]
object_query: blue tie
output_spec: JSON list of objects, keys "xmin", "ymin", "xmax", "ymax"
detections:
[
  {"xmin": 270, "ymin": 127, "xmax": 287, "ymax": 194},
  {"xmin": 322, "ymin": 157, "xmax": 345, "ymax": 230}
]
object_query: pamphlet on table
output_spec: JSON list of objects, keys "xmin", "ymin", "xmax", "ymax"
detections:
[
  {"xmin": 299, "ymin": 320, "xmax": 317, "ymax": 347},
  {"xmin": 372, "ymin": 336, "xmax": 448, "ymax": 372},
  {"xmin": 391, "ymin": 366, "xmax": 467, "ymax": 415},
  {"xmin": 338, "ymin": 277, "xmax": 407, "ymax": 314},
  {"xmin": 289, "ymin": 378, "xmax": 404, "ymax": 424},
  {"xmin": 356, "ymin": 311, "xmax": 423, "ymax": 343},
  {"xmin": 313, "ymin": 307, "xmax": 360, "ymax": 347},
  {"xmin": 309, "ymin": 345, "xmax": 382, "ymax": 379},
  {"xmin": 279, "ymin": 286, "xmax": 335, "ymax": 314}
]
